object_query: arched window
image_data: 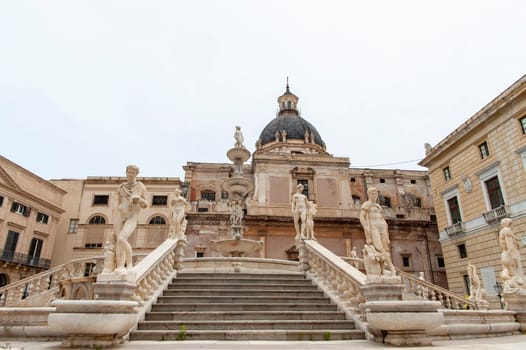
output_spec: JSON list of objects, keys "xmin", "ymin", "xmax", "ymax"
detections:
[
  {"xmin": 88, "ymin": 215, "xmax": 106, "ymax": 224},
  {"xmin": 149, "ymin": 216, "xmax": 166, "ymax": 225}
]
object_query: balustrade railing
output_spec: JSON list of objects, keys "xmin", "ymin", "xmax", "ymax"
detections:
[
  {"xmin": 483, "ymin": 205, "xmax": 508, "ymax": 223},
  {"xmin": 0, "ymin": 248, "xmax": 51, "ymax": 269}
]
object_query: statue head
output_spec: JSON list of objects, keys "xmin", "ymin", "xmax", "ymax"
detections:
[
  {"xmin": 501, "ymin": 218, "xmax": 512, "ymax": 228},
  {"xmin": 297, "ymin": 184, "xmax": 304, "ymax": 193},
  {"xmin": 235, "ymin": 126, "xmax": 240, "ymax": 130},
  {"xmin": 367, "ymin": 187, "xmax": 379, "ymax": 202},
  {"xmin": 125, "ymin": 165, "xmax": 140, "ymax": 183}
]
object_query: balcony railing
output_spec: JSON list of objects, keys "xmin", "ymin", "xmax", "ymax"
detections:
[
  {"xmin": 0, "ymin": 249, "xmax": 50, "ymax": 269},
  {"xmin": 444, "ymin": 222, "xmax": 464, "ymax": 236},
  {"xmin": 483, "ymin": 205, "xmax": 508, "ymax": 223}
]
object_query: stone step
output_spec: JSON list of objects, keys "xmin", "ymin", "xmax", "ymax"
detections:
[
  {"xmin": 156, "ymin": 296, "xmax": 330, "ymax": 304},
  {"xmin": 130, "ymin": 329, "xmax": 366, "ymax": 341},
  {"xmin": 162, "ymin": 289, "xmax": 325, "ymax": 298},
  {"xmin": 145, "ymin": 311, "xmax": 346, "ymax": 321},
  {"xmin": 137, "ymin": 320, "xmax": 356, "ymax": 331},
  {"xmin": 166, "ymin": 283, "xmax": 318, "ymax": 291},
  {"xmin": 150, "ymin": 303, "xmax": 338, "ymax": 312},
  {"xmin": 176, "ymin": 273, "xmax": 305, "ymax": 280},
  {"xmin": 170, "ymin": 277, "xmax": 311, "ymax": 285}
]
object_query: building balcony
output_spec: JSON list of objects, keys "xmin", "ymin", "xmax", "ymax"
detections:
[
  {"xmin": 0, "ymin": 248, "xmax": 51, "ymax": 269},
  {"xmin": 444, "ymin": 222, "xmax": 464, "ymax": 236},
  {"xmin": 482, "ymin": 205, "xmax": 509, "ymax": 223}
]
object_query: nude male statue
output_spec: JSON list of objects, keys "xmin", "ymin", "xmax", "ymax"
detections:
[
  {"xmin": 171, "ymin": 188, "xmax": 190, "ymax": 238},
  {"xmin": 114, "ymin": 165, "xmax": 148, "ymax": 272},
  {"xmin": 499, "ymin": 218, "xmax": 525, "ymax": 290},
  {"xmin": 291, "ymin": 184, "xmax": 308, "ymax": 240}
]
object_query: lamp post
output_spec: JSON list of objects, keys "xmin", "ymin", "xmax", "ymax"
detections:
[{"xmin": 494, "ymin": 281, "xmax": 504, "ymax": 309}]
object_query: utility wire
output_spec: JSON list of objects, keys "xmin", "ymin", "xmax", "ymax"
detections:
[{"xmin": 354, "ymin": 158, "xmax": 424, "ymax": 168}]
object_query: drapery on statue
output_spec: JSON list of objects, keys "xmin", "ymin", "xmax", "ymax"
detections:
[
  {"xmin": 303, "ymin": 200, "xmax": 317, "ymax": 240},
  {"xmin": 359, "ymin": 187, "xmax": 396, "ymax": 277},
  {"xmin": 468, "ymin": 263, "xmax": 486, "ymax": 302},
  {"xmin": 170, "ymin": 188, "xmax": 190, "ymax": 239},
  {"xmin": 113, "ymin": 165, "xmax": 147, "ymax": 273},
  {"xmin": 291, "ymin": 184, "xmax": 308, "ymax": 240},
  {"xmin": 234, "ymin": 126, "xmax": 244, "ymax": 148},
  {"xmin": 499, "ymin": 218, "xmax": 525, "ymax": 292}
]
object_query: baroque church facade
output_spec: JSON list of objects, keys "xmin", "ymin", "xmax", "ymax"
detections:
[{"xmin": 1, "ymin": 85, "xmax": 446, "ymax": 289}]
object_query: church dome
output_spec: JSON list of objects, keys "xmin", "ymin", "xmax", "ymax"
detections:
[{"xmin": 258, "ymin": 82, "xmax": 325, "ymax": 147}]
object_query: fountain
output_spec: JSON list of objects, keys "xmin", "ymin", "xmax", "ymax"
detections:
[{"xmin": 210, "ymin": 126, "xmax": 263, "ymax": 259}]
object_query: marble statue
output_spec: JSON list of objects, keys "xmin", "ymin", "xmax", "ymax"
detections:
[
  {"xmin": 424, "ymin": 143, "xmax": 432, "ymax": 154},
  {"xmin": 350, "ymin": 246, "xmax": 360, "ymax": 269},
  {"xmin": 113, "ymin": 165, "xmax": 148, "ymax": 273},
  {"xmin": 281, "ymin": 129, "xmax": 287, "ymax": 143},
  {"xmin": 291, "ymin": 184, "xmax": 308, "ymax": 240},
  {"xmin": 468, "ymin": 263, "xmax": 485, "ymax": 302},
  {"xmin": 275, "ymin": 130, "xmax": 280, "ymax": 142},
  {"xmin": 303, "ymin": 200, "xmax": 317, "ymax": 240},
  {"xmin": 417, "ymin": 272, "xmax": 428, "ymax": 298},
  {"xmin": 230, "ymin": 198, "xmax": 244, "ymax": 227},
  {"xmin": 359, "ymin": 187, "xmax": 396, "ymax": 277},
  {"xmin": 170, "ymin": 188, "xmax": 190, "ymax": 239},
  {"xmin": 304, "ymin": 130, "xmax": 309, "ymax": 143},
  {"xmin": 499, "ymin": 218, "xmax": 525, "ymax": 292},
  {"xmin": 234, "ymin": 126, "xmax": 244, "ymax": 148},
  {"xmin": 101, "ymin": 239, "xmax": 116, "ymax": 274},
  {"xmin": 309, "ymin": 131, "xmax": 314, "ymax": 144},
  {"xmin": 255, "ymin": 139, "xmax": 262, "ymax": 150}
]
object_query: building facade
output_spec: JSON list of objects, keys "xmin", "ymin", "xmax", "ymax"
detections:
[
  {"xmin": 420, "ymin": 75, "xmax": 526, "ymax": 307},
  {"xmin": 49, "ymin": 85, "xmax": 446, "ymax": 288},
  {"xmin": 0, "ymin": 156, "xmax": 65, "ymax": 286}
]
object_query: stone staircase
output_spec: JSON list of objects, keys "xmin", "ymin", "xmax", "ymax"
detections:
[{"xmin": 130, "ymin": 272, "xmax": 365, "ymax": 341}]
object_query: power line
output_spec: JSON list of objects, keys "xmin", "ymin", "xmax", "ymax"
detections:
[{"xmin": 354, "ymin": 158, "xmax": 424, "ymax": 168}]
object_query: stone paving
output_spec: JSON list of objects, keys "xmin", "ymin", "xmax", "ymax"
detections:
[{"xmin": 4, "ymin": 334, "xmax": 526, "ymax": 350}]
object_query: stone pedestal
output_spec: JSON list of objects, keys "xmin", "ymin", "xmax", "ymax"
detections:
[
  {"xmin": 503, "ymin": 290, "xmax": 526, "ymax": 331},
  {"xmin": 361, "ymin": 279, "xmax": 404, "ymax": 302},
  {"xmin": 364, "ymin": 300, "xmax": 444, "ymax": 346},
  {"xmin": 48, "ymin": 300, "xmax": 138, "ymax": 348},
  {"xmin": 94, "ymin": 272, "xmax": 137, "ymax": 301}
]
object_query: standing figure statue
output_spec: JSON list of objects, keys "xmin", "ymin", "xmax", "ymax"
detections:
[
  {"xmin": 499, "ymin": 218, "xmax": 525, "ymax": 292},
  {"xmin": 303, "ymin": 200, "xmax": 317, "ymax": 240},
  {"xmin": 291, "ymin": 184, "xmax": 308, "ymax": 240},
  {"xmin": 350, "ymin": 246, "xmax": 360, "ymax": 269},
  {"xmin": 113, "ymin": 165, "xmax": 148, "ymax": 273},
  {"xmin": 468, "ymin": 263, "xmax": 485, "ymax": 302},
  {"xmin": 234, "ymin": 126, "xmax": 244, "ymax": 148},
  {"xmin": 170, "ymin": 188, "xmax": 190, "ymax": 239},
  {"xmin": 359, "ymin": 187, "xmax": 396, "ymax": 276}
]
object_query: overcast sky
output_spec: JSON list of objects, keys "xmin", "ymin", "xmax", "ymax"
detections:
[{"xmin": 1, "ymin": 1, "xmax": 525, "ymax": 180}]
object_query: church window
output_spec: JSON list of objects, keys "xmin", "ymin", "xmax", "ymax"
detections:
[
  {"xmin": 93, "ymin": 195, "xmax": 109, "ymax": 206},
  {"xmin": 297, "ymin": 179, "xmax": 309, "ymax": 197},
  {"xmin": 149, "ymin": 215, "xmax": 166, "ymax": 225},
  {"xmin": 200, "ymin": 191, "xmax": 216, "ymax": 201},
  {"xmin": 152, "ymin": 195, "xmax": 168, "ymax": 206},
  {"xmin": 88, "ymin": 215, "xmax": 106, "ymax": 225}
]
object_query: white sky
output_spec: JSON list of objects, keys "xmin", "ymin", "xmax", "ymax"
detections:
[{"xmin": 1, "ymin": 1, "xmax": 525, "ymax": 180}]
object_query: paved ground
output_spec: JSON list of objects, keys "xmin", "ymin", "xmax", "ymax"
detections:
[{"xmin": 4, "ymin": 334, "xmax": 526, "ymax": 350}]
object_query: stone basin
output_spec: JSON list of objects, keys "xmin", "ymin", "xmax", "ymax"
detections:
[
  {"xmin": 227, "ymin": 147, "xmax": 251, "ymax": 163},
  {"xmin": 210, "ymin": 238, "xmax": 263, "ymax": 257},
  {"xmin": 222, "ymin": 176, "xmax": 254, "ymax": 197}
]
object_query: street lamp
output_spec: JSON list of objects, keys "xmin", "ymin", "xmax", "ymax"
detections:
[{"xmin": 494, "ymin": 281, "xmax": 504, "ymax": 309}]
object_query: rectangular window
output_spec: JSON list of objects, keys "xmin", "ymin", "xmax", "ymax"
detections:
[
  {"xmin": 437, "ymin": 256, "xmax": 445, "ymax": 268},
  {"xmin": 350, "ymin": 177, "xmax": 356, "ymax": 182},
  {"xmin": 84, "ymin": 243, "xmax": 103, "ymax": 249},
  {"xmin": 200, "ymin": 191, "xmax": 216, "ymax": 201},
  {"xmin": 443, "ymin": 167, "xmax": 451, "ymax": 181},
  {"xmin": 479, "ymin": 141, "xmax": 490, "ymax": 159},
  {"xmin": 410, "ymin": 179, "xmax": 417, "ymax": 184},
  {"xmin": 402, "ymin": 255, "xmax": 411, "ymax": 267},
  {"xmin": 84, "ymin": 262, "xmax": 96, "ymax": 277},
  {"xmin": 152, "ymin": 195, "xmax": 168, "ymax": 206},
  {"xmin": 463, "ymin": 274, "xmax": 471, "ymax": 296},
  {"xmin": 485, "ymin": 176, "xmax": 505, "ymax": 209},
  {"xmin": 458, "ymin": 243, "xmax": 468, "ymax": 259},
  {"xmin": 68, "ymin": 219, "xmax": 79, "ymax": 233},
  {"xmin": 36, "ymin": 212, "xmax": 49, "ymax": 224},
  {"xmin": 379, "ymin": 178, "xmax": 386, "ymax": 184},
  {"xmin": 10, "ymin": 202, "xmax": 30, "ymax": 217},
  {"xmin": 93, "ymin": 195, "xmax": 109, "ymax": 206},
  {"xmin": 27, "ymin": 238, "xmax": 43, "ymax": 266},
  {"xmin": 2, "ymin": 231, "xmax": 19, "ymax": 261},
  {"xmin": 0, "ymin": 195, "xmax": 4, "ymax": 207},
  {"xmin": 196, "ymin": 252, "xmax": 204, "ymax": 258},
  {"xmin": 520, "ymin": 116, "xmax": 526, "ymax": 134},
  {"xmin": 447, "ymin": 196, "xmax": 462, "ymax": 224},
  {"xmin": 297, "ymin": 179, "xmax": 309, "ymax": 197}
]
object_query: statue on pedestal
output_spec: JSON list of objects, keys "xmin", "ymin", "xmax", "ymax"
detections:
[
  {"xmin": 499, "ymin": 218, "xmax": 525, "ymax": 292},
  {"xmin": 291, "ymin": 184, "xmax": 308, "ymax": 240},
  {"xmin": 234, "ymin": 126, "xmax": 244, "ymax": 148},
  {"xmin": 359, "ymin": 187, "xmax": 396, "ymax": 279},
  {"xmin": 303, "ymin": 200, "xmax": 317, "ymax": 240},
  {"xmin": 170, "ymin": 188, "xmax": 190, "ymax": 239},
  {"xmin": 468, "ymin": 263, "xmax": 486, "ymax": 303},
  {"xmin": 113, "ymin": 165, "xmax": 148, "ymax": 273}
]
